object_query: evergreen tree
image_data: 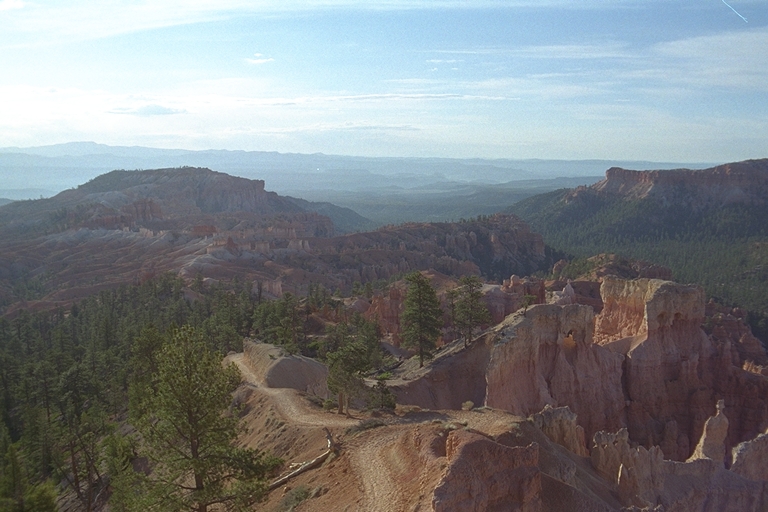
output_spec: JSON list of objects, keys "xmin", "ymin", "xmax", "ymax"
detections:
[
  {"xmin": 326, "ymin": 334, "xmax": 371, "ymax": 416},
  {"xmin": 401, "ymin": 272, "xmax": 443, "ymax": 367},
  {"xmin": 131, "ymin": 326, "xmax": 279, "ymax": 512},
  {"xmin": 454, "ymin": 275, "xmax": 491, "ymax": 348}
]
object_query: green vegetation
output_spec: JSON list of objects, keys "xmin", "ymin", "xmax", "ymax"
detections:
[
  {"xmin": 451, "ymin": 275, "xmax": 491, "ymax": 348},
  {"xmin": 273, "ymin": 485, "xmax": 311, "ymax": 512},
  {"xmin": 401, "ymin": 272, "xmax": 443, "ymax": 367},
  {"xmin": 0, "ymin": 274, "xmax": 274, "ymax": 510},
  {"xmin": 324, "ymin": 319, "xmax": 381, "ymax": 415},
  {"xmin": 127, "ymin": 326, "xmax": 280, "ymax": 512},
  {"xmin": 509, "ymin": 189, "xmax": 768, "ymax": 342}
]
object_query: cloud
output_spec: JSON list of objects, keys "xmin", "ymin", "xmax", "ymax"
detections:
[
  {"xmin": 649, "ymin": 28, "xmax": 768, "ymax": 90},
  {"xmin": 110, "ymin": 104, "xmax": 186, "ymax": 116},
  {"xmin": 261, "ymin": 122, "xmax": 421, "ymax": 134},
  {"xmin": 428, "ymin": 43, "xmax": 631, "ymax": 60},
  {"xmin": 246, "ymin": 53, "xmax": 274, "ymax": 65},
  {"xmin": 0, "ymin": 1, "xmax": 678, "ymax": 48}
]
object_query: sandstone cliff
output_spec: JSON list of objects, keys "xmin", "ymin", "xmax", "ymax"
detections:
[
  {"xmin": 590, "ymin": 159, "xmax": 768, "ymax": 207},
  {"xmin": 391, "ymin": 276, "xmax": 768, "ymax": 466}
]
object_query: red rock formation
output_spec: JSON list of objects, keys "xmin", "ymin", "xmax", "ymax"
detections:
[
  {"xmin": 705, "ymin": 300, "xmax": 768, "ymax": 366},
  {"xmin": 395, "ymin": 275, "xmax": 768, "ymax": 466},
  {"xmin": 365, "ymin": 283, "xmax": 406, "ymax": 343},
  {"xmin": 480, "ymin": 275, "xmax": 546, "ymax": 324},
  {"xmin": 547, "ymin": 280, "xmax": 603, "ymax": 313},
  {"xmin": 121, "ymin": 198, "xmax": 162, "ymax": 222},
  {"xmin": 594, "ymin": 277, "xmax": 768, "ymax": 461},
  {"xmin": 485, "ymin": 304, "xmax": 626, "ymax": 443},
  {"xmin": 530, "ymin": 405, "xmax": 588, "ymax": 457},
  {"xmin": 191, "ymin": 225, "xmax": 217, "ymax": 238},
  {"xmin": 586, "ymin": 159, "xmax": 768, "ymax": 207},
  {"xmin": 432, "ymin": 430, "xmax": 541, "ymax": 512}
]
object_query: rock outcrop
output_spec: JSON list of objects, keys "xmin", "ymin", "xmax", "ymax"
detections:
[
  {"xmin": 485, "ymin": 304, "xmax": 626, "ymax": 442},
  {"xmin": 590, "ymin": 427, "xmax": 665, "ymax": 507},
  {"xmin": 530, "ymin": 405, "xmax": 588, "ymax": 457},
  {"xmin": 687, "ymin": 399, "xmax": 729, "ymax": 465},
  {"xmin": 390, "ymin": 334, "xmax": 491, "ymax": 410},
  {"xmin": 242, "ymin": 340, "xmax": 329, "ymax": 398},
  {"xmin": 432, "ymin": 430, "xmax": 541, "ymax": 512},
  {"xmin": 393, "ymin": 275, "xmax": 768, "ymax": 467},
  {"xmin": 730, "ymin": 429, "xmax": 768, "ymax": 482},
  {"xmin": 589, "ymin": 403, "xmax": 768, "ymax": 511}
]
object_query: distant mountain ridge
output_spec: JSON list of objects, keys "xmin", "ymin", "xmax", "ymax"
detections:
[{"xmin": 0, "ymin": 141, "xmax": 714, "ymax": 194}]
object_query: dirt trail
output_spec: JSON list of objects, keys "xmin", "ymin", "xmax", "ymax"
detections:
[
  {"xmin": 228, "ymin": 353, "xmax": 357, "ymax": 429},
  {"xmin": 349, "ymin": 428, "xmax": 413, "ymax": 512},
  {"xmin": 229, "ymin": 352, "xmax": 420, "ymax": 511}
]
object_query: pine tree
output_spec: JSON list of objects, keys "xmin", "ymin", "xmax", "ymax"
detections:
[
  {"xmin": 131, "ymin": 326, "xmax": 280, "ymax": 512},
  {"xmin": 401, "ymin": 272, "xmax": 443, "ymax": 367},
  {"xmin": 454, "ymin": 275, "xmax": 491, "ymax": 348}
]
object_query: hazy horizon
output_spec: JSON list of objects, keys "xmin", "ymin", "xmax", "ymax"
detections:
[
  {"xmin": 0, "ymin": 141, "xmax": 721, "ymax": 201},
  {"xmin": 1, "ymin": 1, "xmax": 766, "ymax": 162}
]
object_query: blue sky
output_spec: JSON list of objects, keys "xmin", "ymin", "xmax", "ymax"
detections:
[{"xmin": 0, "ymin": 0, "xmax": 766, "ymax": 161}]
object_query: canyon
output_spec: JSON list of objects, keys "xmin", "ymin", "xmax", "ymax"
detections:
[{"xmin": 3, "ymin": 163, "xmax": 768, "ymax": 511}]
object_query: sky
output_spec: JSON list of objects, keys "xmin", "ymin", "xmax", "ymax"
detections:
[{"xmin": 0, "ymin": 0, "xmax": 766, "ymax": 162}]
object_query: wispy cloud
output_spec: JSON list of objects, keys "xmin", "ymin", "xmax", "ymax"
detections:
[
  {"xmin": 260, "ymin": 122, "xmax": 421, "ymax": 134},
  {"xmin": 650, "ymin": 28, "xmax": 768, "ymax": 90},
  {"xmin": 0, "ymin": 1, "xmax": 672, "ymax": 47},
  {"xmin": 246, "ymin": 53, "xmax": 274, "ymax": 65},
  {"xmin": 110, "ymin": 104, "xmax": 186, "ymax": 116},
  {"xmin": 428, "ymin": 43, "xmax": 631, "ymax": 60}
]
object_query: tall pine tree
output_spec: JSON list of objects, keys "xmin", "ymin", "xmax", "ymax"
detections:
[{"xmin": 401, "ymin": 272, "xmax": 443, "ymax": 367}]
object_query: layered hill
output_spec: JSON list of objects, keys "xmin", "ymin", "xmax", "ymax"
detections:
[
  {"xmin": 508, "ymin": 159, "xmax": 768, "ymax": 340},
  {"xmin": 0, "ymin": 167, "xmax": 372, "ymax": 235},
  {"xmin": 0, "ymin": 168, "xmax": 548, "ymax": 313}
]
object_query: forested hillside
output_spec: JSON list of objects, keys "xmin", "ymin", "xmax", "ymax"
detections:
[
  {"xmin": 0, "ymin": 275, "xmax": 270, "ymax": 509},
  {"xmin": 508, "ymin": 160, "xmax": 768, "ymax": 341},
  {"xmin": 0, "ymin": 271, "xmax": 400, "ymax": 510}
]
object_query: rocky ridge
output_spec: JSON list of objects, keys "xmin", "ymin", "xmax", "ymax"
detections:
[{"xmin": 587, "ymin": 159, "xmax": 768, "ymax": 206}]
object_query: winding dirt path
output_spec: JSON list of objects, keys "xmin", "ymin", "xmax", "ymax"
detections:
[
  {"xmin": 228, "ymin": 353, "xmax": 358, "ymax": 429},
  {"xmin": 228, "ymin": 352, "xmax": 414, "ymax": 511}
]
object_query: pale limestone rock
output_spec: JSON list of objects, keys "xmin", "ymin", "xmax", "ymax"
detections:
[
  {"xmin": 590, "ymin": 427, "xmax": 664, "ymax": 506},
  {"xmin": 243, "ymin": 340, "xmax": 329, "ymax": 398},
  {"xmin": 530, "ymin": 404, "xmax": 588, "ymax": 457},
  {"xmin": 485, "ymin": 304, "xmax": 626, "ymax": 443},
  {"xmin": 687, "ymin": 399, "xmax": 729, "ymax": 465}
]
